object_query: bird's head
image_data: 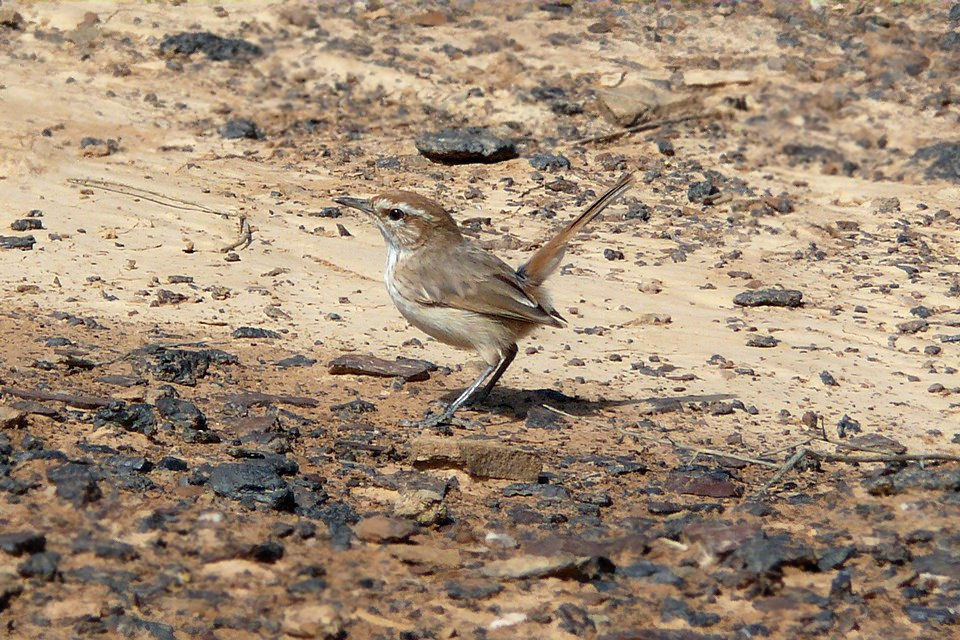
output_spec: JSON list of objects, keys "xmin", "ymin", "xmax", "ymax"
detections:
[{"xmin": 334, "ymin": 190, "xmax": 462, "ymax": 251}]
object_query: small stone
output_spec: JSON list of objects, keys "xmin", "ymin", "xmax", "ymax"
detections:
[
  {"xmin": 925, "ymin": 345, "xmax": 942, "ymax": 356},
  {"xmin": 393, "ymin": 489, "xmax": 447, "ymax": 526},
  {"xmin": 409, "ymin": 436, "xmax": 541, "ymax": 481},
  {"xmin": 898, "ymin": 319, "xmax": 929, "ymax": 334},
  {"xmin": 232, "ymin": 326, "xmax": 281, "ymax": 339},
  {"xmin": 0, "ymin": 406, "xmax": 27, "ymax": 429},
  {"xmin": 688, "ymin": 180, "xmax": 721, "ymax": 204},
  {"xmin": 604, "ymin": 248, "xmax": 625, "ymax": 261},
  {"xmin": 159, "ymin": 31, "xmax": 263, "ymax": 62},
  {"xmin": 354, "ymin": 515, "xmax": 417, "ymax": 543},
  {"xmin": 209, "ymin": 462, "xmax": 295, "ymax": 511},
  {"xmin": 656, "ymin": 139, "xmax": 675, "ymax": 156},
  {"xmin": 481, "ymin": 553, "xmax": 613, "ymax": 581},
  {"xmin": 156, "ymin": 397, "xmax": 207, "ymax": 430},
  {"xmin": 17, "ymin": 552, "xmax": 60, "ymax": 581},
  {"xmin": 733, "ymin": 289, "xmax": 803, "ymax": 308},
  {"xmin": 281, "ymin": 604, "xmax": 344, "ymax": 639},
  {"xmin": 415, "ymin": 128, "xmax": 517, "ymax": 165},
  {"xmin": 747, "ymin": 335, "xmax": 779, "ymax": 348},
  {"xmin": 0, "ymin": 235, "xmax": 36, "ymax": 250},
  {"xmin": 0, "ymin": 532, "xmax": 46, "ymax": 556},
  {"xmin": 94, "ymin": 402, "xmax": 157, "ymax": 434},
  {"xmin": 220, "ymin": 119, "xmax": 264, "ymax": 140},
  {"xmin": 837, "ymin": 414, "xmax": 861, "ymax": 438},
  {"xmin": 10, "ymin": 219, "xmax": 42, "ymax": 231},
  {"xmin": 846, "ymin": 433, "xmax": 906, "ymax": 454},
  {"xmin": 47, "ymin": 462, "xmax": 101, "ymax": 506},
  {"xmin": 819, "ymin": 370, "xmax": 838, "ymax": 386},
  {"xmin": 528, "ymin": 152, "xmax": 570, "ymax": 171},
  {"xmin": 666, "ymin": 465, "xmax": 743, "ymax": 498},
  {"xmin": 328, "ymin": 354, "xmax": 436, "ymax": 381}
]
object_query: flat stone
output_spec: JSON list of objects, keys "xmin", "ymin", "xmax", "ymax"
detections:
[
  {"xmin": 282, "ymin": 604, "xmax": 344, "ymax": 639},
  {"xmin": 158, "ymin": 31, "xmax": 263, "ymax": 61},
  {"xmin": 393, "ymin": 489, "xmax": 447, "ymax": 526},
  {"xmin": 46, "ymin": 462, "xmax": 102, "ymax": 506},
  {"xmin": 481, "ymin": 553, "xmax": 613, "ymax": 580},
  {"xmin": 733, "ymin": 289, "xmax": 803, "ymax": 308},
  {"xmin": 415, "ymin": 128, "xmax": 517, "ymax": 164},
  {"xmin": 0, "ymin": 406, "xmax": 26, "ymax": 429},
  {"xmin": 666, "ymin": 466, "xmax": 743, "ymax": 499},
  {"xmin": 232, "ymin": 326, "xmax": 280, "ymax": 339},
  {"xmin": 0, "ymin": 235, "xmax": 35, "ymax": 250},
  {"xmin": 353, "ymin": 515, "xmax": 417, "ymax": 543},
  {"xmin": 746, "ymin": 335, "xmax": 779, "ymax": 348},
  {"xmin": 410, "ymin": 437, "xmax": 541, "ymax": 482},
  {"xmin": 276, "ymin": 354, "xmax": 317, "ymax": 368},
  {"xmin": 209, "ymin": 462, "xmax": 295, "ymax": 511},
  {"xmin": 898, "ymin": 319, "xmax": 929, "ymax": 334},
  {"xmin": 846, "ymin": 433, "xmax": 907, "ymax": 455},
  {"xmin": 328, "ymin": 354, "xmax": 436, "ymax": 381},
  {"xmin": 0, "ymin": 532, "xmax": 46, "ymax": 556}
]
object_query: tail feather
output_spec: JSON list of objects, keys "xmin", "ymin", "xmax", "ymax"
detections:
[{"xmin": 518, "ymin": 172, "xmax": 635, "ymax": 287}]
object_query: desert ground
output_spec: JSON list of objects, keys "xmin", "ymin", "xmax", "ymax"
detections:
[{"xmin": 1, "ymin": 1, "xmax": 959, "ymax": 638}]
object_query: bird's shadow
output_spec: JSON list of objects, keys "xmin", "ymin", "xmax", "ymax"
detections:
[{"xmin": 437, "ymin": 386, "xmax": 738, "ymax": 422}]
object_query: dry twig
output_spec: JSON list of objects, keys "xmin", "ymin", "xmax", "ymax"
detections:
[{"xmin": 571, "ymin": 113, "xmax": 717, "ymax": 146}]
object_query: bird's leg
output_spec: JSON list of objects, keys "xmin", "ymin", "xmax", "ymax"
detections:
[
  {"xmin": 405, "ymin": 362, "xmax": 498, "ymax": 432},
  {"xmin": 472, "ymin": 343, "xmax": 518, "ymax": 404}
]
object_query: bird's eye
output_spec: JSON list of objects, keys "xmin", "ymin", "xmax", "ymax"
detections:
[{"xmin": 387, "ymin": 208, "xmax": 405, "ymax": 221}]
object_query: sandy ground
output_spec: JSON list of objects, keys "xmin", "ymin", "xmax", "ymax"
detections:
[{"xmin": 1, "ymin": 1, "xmax": 959, "ymax": 638}]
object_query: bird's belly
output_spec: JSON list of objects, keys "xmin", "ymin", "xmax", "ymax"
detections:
[{"xmin": 388, "ymin": 289, "xmax": 516, "ymax": 365}]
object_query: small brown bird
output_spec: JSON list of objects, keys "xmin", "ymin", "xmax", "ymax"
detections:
[{"xmin": 334, "ymin": 172, "xmax": 634, "ymax": 429}]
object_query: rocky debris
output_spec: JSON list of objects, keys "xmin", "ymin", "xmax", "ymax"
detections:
[
  {"xmin": 94, "ymin": 402, "xmax": 157, "ymax": 435},
  {"xmin": 410, "ymin": 436, "xmax": 541, "ymax": 481},
  {"xmin": 0, "ymin": 235, "xmax": 35, "ymax": 250},
  {"xmin": 232, "ymin": 326, "xmax": 281, "ymax": 339},
  {"xmin": 220, "ymin": 119, "xmax": 264, "ymax": 140},
  {"xmin": 276, "ymin": 354, "xmax": 316, "ymax": 368},
  {"xmin": 911, "ymin": 141, "xmax": 960, "ymax": 181},
  {"xmin": 733, "ymin": 289, "xmax": 803, "ymax": 308},
  {"xmin": 281, "ymin": 603, "xmax": 343, "ymax": 639},
  {"xmin": 863, "ymin": 466, "xmax": 960, "ymax": 496},
  {"xmin": 10, "ymin": 219, "xmax": 42, "ymax": 231},
  {"xmin": 46, "ymin": 462, "xmax": 102, "ymax": 506},
  {"xmin": 482, "ymin": 552, "xmax": 614, "ymax": 581},
  {"xmin": 0, "ymin": 531, "xmax": 46, "ymax": 556},
  {"xmin": 156, "ymin": 396, "xmax": 207, "ymax": 430},
  {"xmin": 0, "ymin": 406, "xmax": 26, "ymax": 429},
  {"xmin": 596, "ymin": 83, "xmax": 697, "ymax": 127},
  {"xmin": 688, "ymin": 180, "xmax": 721, "ymax": 205},
  {"xmin": 79, "ymin": 137, "xmax": 119, "ymax": 157},
  {"xmin": 209, "ymin": 462, "xmax": 295, "ymax": 511},
  {"xmin": 528, "ymin": 152, "xmax": 570, "ymax": 171},
  {"xmin": 328, "ymin": 354, "xmax": 436, "ymax": 381},
  {"xmin": 158, "ymin": 31, "xmax": 262, "ymax": 61},
  {"xmin": 140, "ymin": 346, "xmax": 238, "ymax": 386},
  {"xmin": 393, "ymin": 489, "xmax": 447, "ymax": 526},
  {"xmin": 746, "ymin": 334, "xmax": 780, "ymax": 348},
  {"xmin": 353, "ymin": 515, "xmax": 417, "ymax": 543},
  {"xmin": 415, "ymin": 128, "xmax": 517, "ymax": 164},
  {"xmin": 665, "ymin": 465, "xmax": 743, "ymax": 498},
  {"xmin": 898, "ymin": 319, "xmax": 929, "ymax": 334}
]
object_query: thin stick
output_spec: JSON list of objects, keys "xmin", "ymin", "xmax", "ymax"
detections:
[
  {"xmin": 571, "ymin": 113, "xmax": 716, "ymax": 146},
  {"xmin": 759, "ymin": 447, "xmax": 807, "ymax": 494},
  {"xmin": 67, "ymin": 178, "xmax": 252, "ymax": 252}
]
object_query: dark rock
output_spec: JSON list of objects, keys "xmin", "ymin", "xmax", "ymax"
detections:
[
  {"xmin": 330, "ymin": 399, "xmax": 376, "ymax": 417},
  {"xmin": 733, "ymin": 289, "xmax": 803, "ymax": 308},
  {"xmin": 225, "ymin": 448, "xmax": 298, "ymax": 475},
  {"xmin": 46, "ymin": 462, "xmax": 101, "ymax": 506},
  {"xmin": 747, "ymin": 335, "xmax": 780, "ymax": 348},
  {"xmin": 604, "ymin": 248, "xmax": 625, "ymax": 261},
  {"xmin": 0, "ymin": 235, "xmax": 35, "ymax": 250},
  {"xmin": 726, "ymin": 532, "xmax": 817, "ymax": 588},
  {"xmin": 10, "ymin": 219, "xmax": 42, "ymax": 231},
  {"xmin": 782, "ymin": 143, "xmax": 844, "ymax": 164},
  {"xmin": 243, "ymin": 541, "xmax": 284, "ymax": 563},
  {"xmin": 525, "ymin": 405, "xmax": 567, "ymax": 430},
  {"xmin": 445, "ymin": 581, "xmax": 502, "ymax": 600},
  {"xmin": 276, "ymin": 354, "xmax": 316, "ymax": 368},
  {"xmin": 952, "ymin": 4, "xmax": 960, "ymax": 21},
  {"xmin": 624, "ymin": 203, "xmax": 652, "ymax": 221},
  {"xmin": 288, "ymin": 577, "xmax": 328, "ymax": 594},
  {"xmin": 556, "ymin": 603, "xmax": 595, "ymax": 635},
  {"xmin": 328, "ymin": 354, "xmax": 436, "ymax": 381},
  {"xmin": 666, "ymin": 465, "xmax": 743, "ymax": 499},
  {"xmin": 599, "ymin": 631, "xmax": 725, "ymax": 640},
  {"xmin": 90, "ymin": 539, "xmax": 139, "ymax": 562},
  {"xmin": 817, "ymin": 545, "xmax": 855, "ymax": 571},
  {"xmin": 156, "ymin": 397, "xmax": 207, "ymax": 430},
  {"xmin": 152, "ymin": 289, "xmax": 188, "ymax": 306},
  {"xmin": 104, "ymin": 455, "xmax": 153, "ymax": 474},
  {"xmin": 415, "ymin": 128, "xmax": 518, "ymax": 165},
  {"xmin": 143, "ymin": 346, "xmax": 238, "ymax": 386},
  {"xmin": 911, "ymin": 305, "xmax": 933, "ymax": 318},
  {"xmin": 820, "ymin": 370, "xmax": 838, "ymax": 386},
  {"xmin": 830, "ymin": 569, "xmax": 853, "ymax": 598},
  {"xmin": 209, "ymin": 462, "xmax": 295, "ymax": 511},
  {"xmin": 232, "ymin": 326, "xmax": 281, "ymax": 339},
  {"xmin": 112, "ymin": 615, "xmax": 177, "ymax": 640},
  {"xmin": 904, "ymin": 605, "xmax": 958, "ymax": 625},
  {"xmin": 912, "ymin": 550, "xmax": 960, "ymax": 580},
  {"xmin": 687, "ymin": 180, "xmax": 721, "ymax": 204},
  {"xmin": 95, "ymin": 374, "xmax": 146, "ymax": 387},
  {"xmin": 17, "ymin": 551, "xmax": 60, "ymax": 581},
  {"xmin": 911, "ymin": 142, "xmax": 960, "ymax": 182},
  {"xmin": 528, "ymin": 153, "xmax": 570, "ymax": 171},
  {"xmin": 0, "ymin": 531, "xmax": 45, "ymax": 556},
  {"xmin": 660, "ymin": 596, "xmax": 719, "ymax": 627},
  {"xmin": 656, "ymin": 139, "xmax": 675, "ymax": 156},
  {"xmin": 836, "ymin": 414, "xmax": 861, "ymax": 438},
  {"xmin": 158, "ymin": 31, "xmax": 262, "ymax": 61},
  {"xmin": 898, "ymin": 319, "xmax": 928, "ymax": 334},
  {"xmin": 864, "ymin": 467, "xmax": 960, "ymax": 496},
  {"xmin": 95, "ymin": 402, "xmax": 157, "ymax": 434},
  {"xmin": 220, "ymin": 119, "xmax": 264, "ymax": 140},
  {"xmin": 502, "ymin": 483, "xmax": 569, "ymax": 500}
]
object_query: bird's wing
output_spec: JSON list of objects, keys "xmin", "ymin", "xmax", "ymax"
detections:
[{"xmin": 396, "ymin": 244, "xmax": 564, "ymax": 327}]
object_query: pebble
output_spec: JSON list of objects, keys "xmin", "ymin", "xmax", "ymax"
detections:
[
  {"xmin": 328, "ymin": 354, "xmax": 436, "ymax": 381},
  {"xmin": 0, "ymin": 531, "xmax": 46, "ymax": 556},
  {"xmin": 409, "ymin": 436, "xmax": 541, "ymax": 482},
  {"xmin": 10, "ymin": 219, "xmax": 42, "ymax": 231},
  {"xmin": 528, "ymin": 152, "xmax": 570, "ymax": 171},
  {"xmin": 0, "ymin": 235, "xmax": 35, "ymax": 250},
  {"xmin": 415, "ymin": 128, "xmax": 517, "ymax": 164},
  {"xmin": 47, "ymin": 462, "xmax": 102, "ymax": 506},
  {"xmin": 353, "ymin": 515, "xmax": 417, "ymax": 543},
  {"xmin": 746, "ymin": 335, "xmax": 780, "ymax": 348},
  {"xmin": 220, "ymin": 119, "xmax": 264, "ymax": 140},
  {"xmin": 232, "ymin": 326, "xmax": 281, "ymax": 339},
  {"xmin": 733, "ymin": 288, "xmax": 803, "ymax": 308},
  {"xmin": 666, "ymin": 465, "xmax": 743, "ymax": 499},
  {"xmin": 209, "ymin": 461, "xmax": 295, "ymax": 511},
  {"xmin": 158, "ymin": 31, "xmax": 263, "ymax": 61}
]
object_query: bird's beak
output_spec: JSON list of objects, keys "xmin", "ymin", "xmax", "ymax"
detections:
[{"xmin": 333, "ymin": 196, "xmax": 373, "ymax": 214}]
